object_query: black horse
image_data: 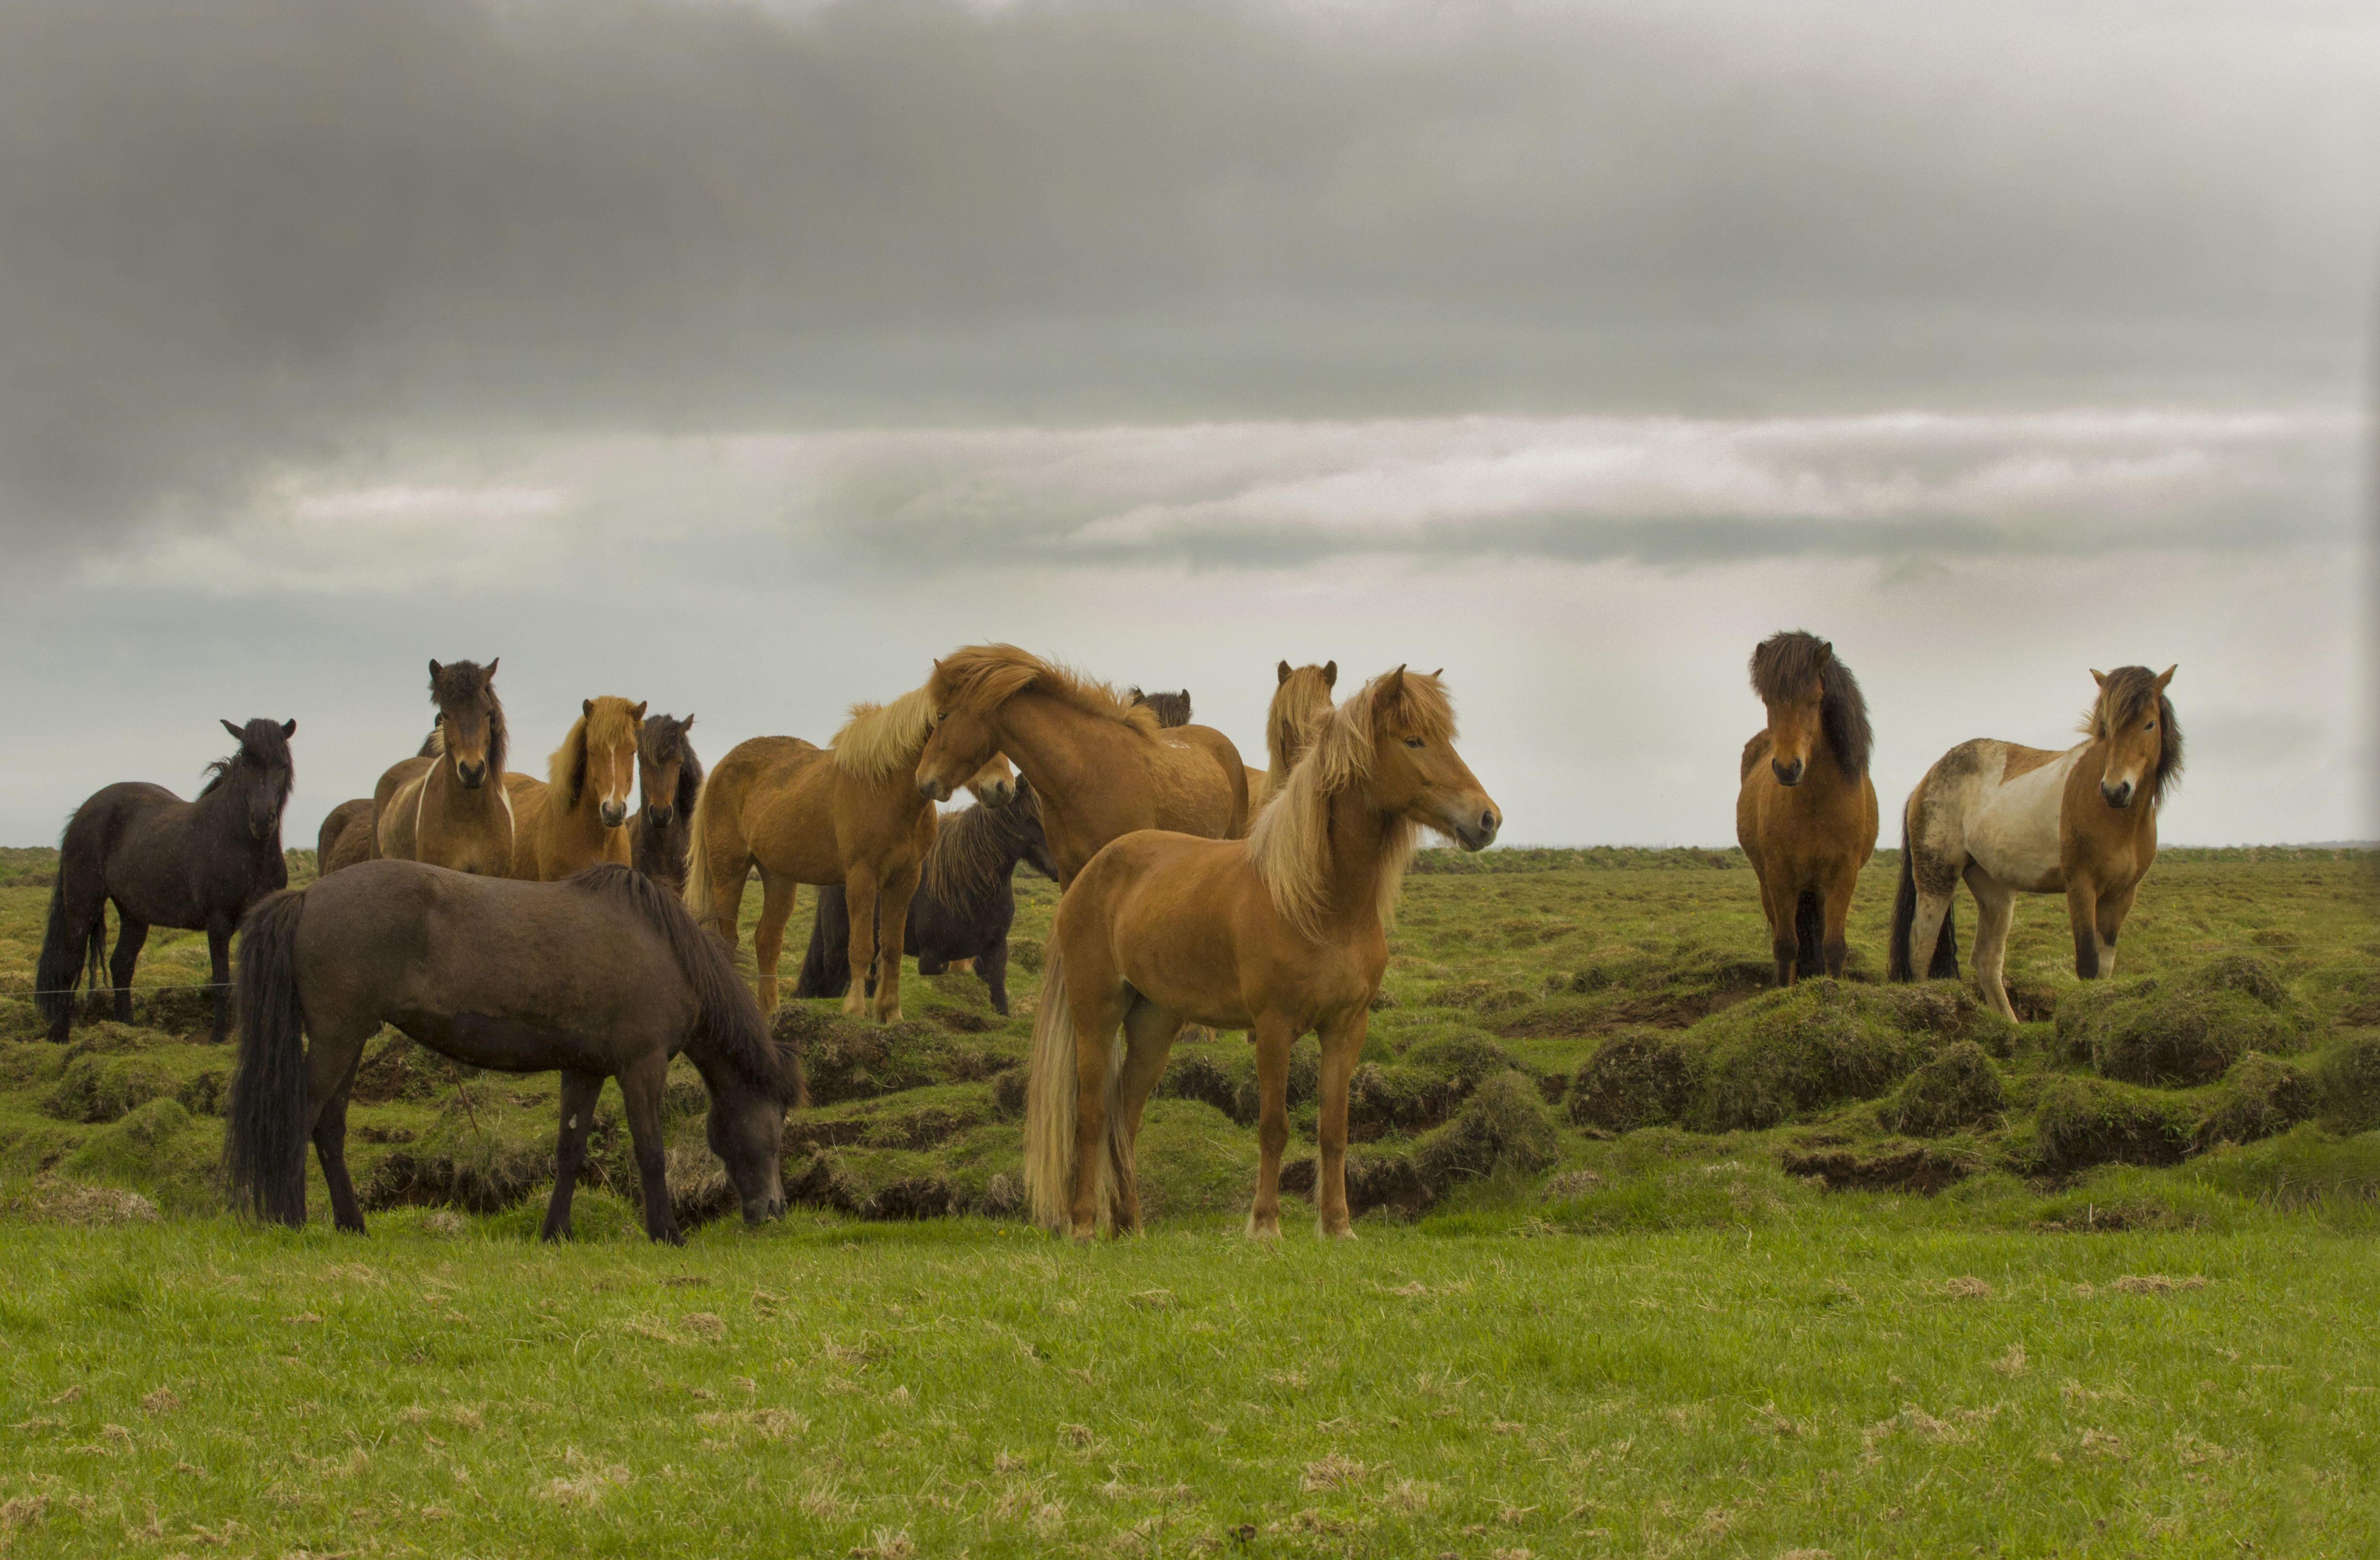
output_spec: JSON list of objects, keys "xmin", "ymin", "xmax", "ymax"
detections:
[
  {"xmin": 794, "ymin": 780, "xmax": 1058, "ymax": 1016},
  {"xmin": 1128, "ymin": 687, "xmax": 1193, "ymax": 728},
  {"xmin": 225, "ymin": 860, "xmax": 802, "ymax": 1244},
  {"xmin": 630, "ymin": 713, "xmax": 704, "ymax": 892},
  {"xmin": 36, "ymin": 718, "xmax": 296, "ymax": 1045}
]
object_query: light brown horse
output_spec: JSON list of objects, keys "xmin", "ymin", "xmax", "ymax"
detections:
[
  {"xmin": 1735, "ymin": 632, "xmax": 1878, "ymax": 985},
  {"xmin": 913, "ymin": 645, "xmax": 1251, "ymax": 887},
  {"xmin": 374, "ymin": 659, "xmax": 515, "ymax": 878},
  {"xmin": 504, "ymin": 697, "xmax": 644, "ymax": 881},
  {"xmin": 1026, "ymin": 668, "xmax": 1498, "ymax": 1241},
  {"xmin": 1892, "ymin": 665, "xmax": 2180, "ymax": 1020},
  {"xmin": 682, "ymin": 689, "xmax": 1016, "ymax": 1022},
  {"xmin": 1261, "ymin": 660, "xmax": 1337, "ymax": 810},
  {"xmin": 315, "ymin": 798, "xmax": 377, "ymax": 876}
]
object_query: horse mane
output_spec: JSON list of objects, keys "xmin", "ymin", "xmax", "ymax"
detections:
[
  {"xmin": 418, "ymin": 729, "xmax": 443, "ymax": 759},
  {"xmin": 832, "ymin": 687, "xmax": 938, "ymax": 779},
  {"xmin": 198, "ymin": 720, "xmax": 294, "ymax": 802},
  {"xmin": 923, "ymin": 780, "xmax": 1044, "ymax": 904},
  {"xmin": 2082, "ymin": 666, "xmax": 2184, "ymax": 804},
  {"xmin": 427, "ymin": 659, "xmax": 507, "ymax": 776},
  {"xmin": 566, "ymin": 864, "xmax": 801, "ymax": 1105},
  {"xmin": 1245, "ymin": 669, "xmax": 1454, "ymax": 939},
  {"xmin": 1749, "ymin": 631, "xmax": 1872, "ymax": 778},
  {"xmin": 931, "ymin": 645, "xmax": 1161, "ymax": 736},
  {"xmin": 551, "ymin": 697, "xmax": 641, "ymax": 807},
  {"xmin": 1128, "ymin": 688, "xmax": 1193, "ymax": 728}
]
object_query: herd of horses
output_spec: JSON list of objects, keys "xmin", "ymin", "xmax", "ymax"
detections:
[{"xmin": 28, "ymin": 637, "xmax": 2179, "ymax": 1242}]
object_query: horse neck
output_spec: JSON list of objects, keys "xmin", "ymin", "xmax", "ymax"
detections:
[
  {"xmin": 991, "ymin": 693, "xmax": 1132, "ymax": 867},
  {"xmin": 1789, "ymin": 736, "xmax": 1859, "ymax": 799},
  {"xmin": 193, "ymin": 763, "xmax": 265, "ymax": 843},
  {"xmin": 1309, "ymin": 778, "xmax": 1399, "ymax": 931}
]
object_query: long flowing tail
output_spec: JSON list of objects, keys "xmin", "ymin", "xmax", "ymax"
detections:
[
  {"xmin": 792, "ymin": 887, "xmax": 851, "ymax": 999},
  {"xmin": 224, "ymin": 890, "xmax": 312, "ymax": 1226},
  {"xmin": 680, "ymin": 770, "xmax": 727, "ymax": 935},
  {"xmin": 33, "ymin": 874, "xmax": 92, "ymax": 1038},
  {"xmin": 1887, "ymin": 806, "xmax": 1961, "ymax": 981},
  {"xmin": 1793, "ymin": 891, "xmax": 1823, "ymax": 980},
  {"xmin": 1022, "ymin": 945, "xmax": 1129, "ymax": 1232}
]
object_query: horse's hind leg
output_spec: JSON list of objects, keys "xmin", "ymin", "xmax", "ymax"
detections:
[
  {"xmin": 1964, "ymin": 868, "xmax": 2018, "ymax": 1021},
  {"xmin": 1105, "ymin": 997, "xmax": 1184, "ymax": 1236},
  {"xmin": 306, "ymin": 1023, "xmax": 374, "ymax": 1235},
  {"xmin": 108, "ymin": 911, "xmax": 149, "ymax": 1024},
  {"xmin": 618, "ymin": 1052, "xmax": 682, "ymax": 1245},
  {"xmin": 541, "ymin": 1069, "xmax": 607, "ymax": 1243}
]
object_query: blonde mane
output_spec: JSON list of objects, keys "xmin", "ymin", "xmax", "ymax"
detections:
[
  {"xmin": 1266, "ymin": 663, "xmax": 1336, "ymax": 799},
  {"xmin": 832, "ymin": 686, "xmax": 939, "ymax": 779},
  {"xmin": 928, "ymin": 645, "xmax": 1162, "ymax": 736},
  {"xmin": 1244, "ymin": 669, "xmax": 1456, "ymax": 939},
  {"xmin": 550, "ymin": 696, "xmax": 643, "ymax": 804}
]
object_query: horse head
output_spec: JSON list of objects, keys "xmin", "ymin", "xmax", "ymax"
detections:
[
  {"xmin": 1366, "ymin": 667, "xmax": 1499, "ymax": 850},
  {"xmin": 915, "ymin": 661, "xmax": 1001, "ymax": 804},
  {"xmin": 964, "ymin": 753, "xmax": 1018, "ymax": 808},
  {"xmin": 637, "ymin": 713, "xmax": 695, "ymax": 830},
  {"xmin": 428, "ymin": 657, "xmax": 503, "ymax": 791},
  {"xmin": 705, "ymin": 1072, "xmax": 789, "ymax": 1225},
  {"xmin": 1749, "ymin": 632, "xmax": 1835, "ymax": 789},
  {"xmin": 2089, "ymin": 666, "xmax": 2179, "ymax": 811},
  {"xmin": 579, "ymin": 697, "xmax": 646, "ymax": 829},
  {"xmin": 217, "ymin": 717, "xmax": 297, "ymax": 840}
]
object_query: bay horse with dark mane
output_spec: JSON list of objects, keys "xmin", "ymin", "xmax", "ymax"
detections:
[
  {"xmin": 683, "ymin": 688, "xmax": 1017, "ymax": 1023},
  {"xmin": 1735, "ymin": 632, "xmax": 1878, "ymax": 985},
  {"xmin": 795, "ymin": 777, "xmax": 1061, "ymax": 1016},
  {"xmin": 225, "ymin": 860, "xmax": 800, "ymax": 1244},
  {"xmin": 35, "ymin": 718, "xmax": 296, "ymax": 1045},
  {"xmin": 504, "ymin": 696, "xmax": 644, "ymax": 880},
  {"xmin": 1028, "ymin": 668, "xmax": 1498, "ymax": 1240},
  {"xmin": 375, "ymin": 659, "xmax": 514, "ymax": 877},
  {"xmin": 630, "ymin": 713, "xmax": 704, "ymax": 891},
  {"xmin": 1892, "ymin": 665, "xmax": 2180, "ymax": 1021}
]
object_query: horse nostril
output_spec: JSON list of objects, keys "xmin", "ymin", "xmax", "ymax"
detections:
[{"xmin": 1480, "ymin": 811, "xmax": 1497, "ymax": 832}]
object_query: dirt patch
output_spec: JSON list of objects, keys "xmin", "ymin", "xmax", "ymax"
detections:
[
  {"xmin": 1568, "ymin": 1030, "xmax": 1698, "ymax": 1133},
  {"xmin": 1779, "ymin": 1142, "xmax": 1973, "ymax": 1194},
  {"xmin": 350, "ymin": 1031, "xmax": 470, "ymax": 1105},
  {"xmin": 773, "ymin": 1007, "xmax": 1012, "ymax": 1105}
]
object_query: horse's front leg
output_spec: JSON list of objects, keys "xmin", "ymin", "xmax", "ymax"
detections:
[
  {"xmin": 541, "ymin": 1069, "xmax": 607, "ymax": 1243},
  {"xmin": 871, "ymin": 862, "xmax": 922, "ymax": 1024},
  {"xmin": 618, "ymin": 1052, "xmax": 683, "ymax": 1245},
  {"xmin": 1760, "ymin": 875, "xmax": 1800, "ymax": 988},
  {"xmin": 839, "ymin": 872, "xmax": 881, "ymax": 1020},
  {"xmin": 2092, "ymin": 881, "xmax": 2138, "ymax": 983},
  {"xmin": 109, "ymin": 912, "xmax": 149, "ymax": 1024},
  {"xmin": 1820, "ymin": 861, "xmax": 1860, "ymax": 980},
  {"xmin": 1246, "ymin": 1017, "xmax": 1296, "ymax": 1240},
  {"xmin": 1314, "ymin": 1008, "xmax": 1367, "ymax": 1239},
  {"xmin": 204, "ymin": 911, "xmax": 234, "ymax": 1043}
]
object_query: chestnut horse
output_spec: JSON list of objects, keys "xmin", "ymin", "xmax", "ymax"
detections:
[
  {"xmin": 1891, "ymin": 666, "xmax": 2180, "ymax": 1020},
  {"xmin": 1735, "ymin": 632, "xmax": 1878, "ymax": 985},
  {"xmin": 315, "ymin": 798, "xmax": 377, "ymax": 876},
  {"xmin": 375, "ymin": 659, "xmax": 514, "ymax": 878},
  {"xmin": 682, "ymin": 688, "xmax": 1015, "ymax": 1022},
  {"xmin": 630, "ymin": 713, "xmax": 703, "ymax": 892},
  {"xmin": 505, "ymin": 697, "xmax": 644, "ymax": 880},
  {"xmin": 1027, "ymin": 668, "xmax": 1500, "ymax": 1241},
  {"xmin": 1262, "ymin": 660, "xmax": 1337, "ymax": 810},
  {"xmin": 914, "ymin": 645, "xmax": 1250, "ymax": 887}
]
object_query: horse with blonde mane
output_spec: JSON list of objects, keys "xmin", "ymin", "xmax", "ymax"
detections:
[
  {"xmin": 374, "ymin": 659, "xmax": 515, "ymax": 877},
  {"xmin": 682, "ymin": 687, "xmax": 1017, "ymax": 1022},
  {"xmin": 1891, "ymin": 665, "xmax": 2180, "ymax": 1020},
  {"xmin": 1735, "ymin": 632, "xmax": 1878, "ymax": 985},
  {"xmin": 1261, "ymin": 660, "xmax": 1337, "ymax": 810},
  {"xmin": 503, "ymin": 696, "xmax": 645, "ymax": 880},
  {"xmin": 1027, "ymin": 668, "xmax": 1499, "ymax": 1241}
]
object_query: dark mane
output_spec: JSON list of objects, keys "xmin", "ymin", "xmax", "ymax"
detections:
[
  {"xmin": 1749, "ymin": 630, "xmax": 1871, "ymax": 778},
  {"xmin": 567, "ymin": 864, "xmax": 802, "ymax": 1106},
  {"xmin": 924, "ymin": 780, "xmax": 1048, "ymax": 904},
  {"xmin": 428, "ymin": 658, "xmax": 507, "ymax": 778},
  {"xmin": 1128, "ymin": 688, "xmax": 1193, "ymax": 729},
  {"xmin": 2086, "ymin": 666, "xmax": 2184, "ymax": 805}
]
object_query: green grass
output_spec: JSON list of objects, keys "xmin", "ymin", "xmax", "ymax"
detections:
[{"xmin": 0, "ymin": 845, "xmax": 2375, "ymax": 1553}]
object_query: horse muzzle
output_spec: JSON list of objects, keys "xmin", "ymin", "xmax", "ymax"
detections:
[
  {"xmin": 2101, "ymin": 780, "xmax": 2135, "ymax": 810},
  {"xmin": 917, "ymin": 776, "xmax": 954, "ymax": 804},
  {"xmin": 455, "ymin": 760, "xmax": 486, "ymax": 789},
  {"xmin": 599, "ymin": 800, "xmax": 629, "ymax": 828},
  {"xmin": 1444, "ymin": 803, "xmax": 1501, "ymax": 852},
  {"xmin": 741, "ymin": 1190, "xmax": 785, "ymax": 1225},
  {"xmin": 1771, "ymin": 758, "xmax": 1805, "ymax": 788},
  {"xmin": 975, "ymin": 779, "xmax": 1015, "ymax": 807},
  {"xmin": 645, "ymin": 804, "xmax": 674, "ymax": 829}
]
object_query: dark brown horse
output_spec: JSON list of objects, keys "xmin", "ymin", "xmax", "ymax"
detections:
[
  {"xmin": 35, "ymin": 719, "xmax": 296, "ymax": 1045},
  {"xmin": 1735, "ymin": 632, "xmax": 1878, "ymax": 985},
  {"xmin": 630, "ymin": 713, "xmax": 704, "ymax": 891},
  {"xmin": 224, "ymin": 860, "xmax": 801, "ymax": 1244}
]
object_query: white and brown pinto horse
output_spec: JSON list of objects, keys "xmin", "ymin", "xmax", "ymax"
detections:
[{"xmin": 1890, "ymin": 666, "xmax": 2181, "ymax": 1020}]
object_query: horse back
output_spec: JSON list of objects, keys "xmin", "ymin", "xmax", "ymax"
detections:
[
  {"xmin": 1914, "ymin": 738, "xmax": 2077, "ymax": 894},
  {"xmin": 1150, "ymin": 726, "xmax": 1249, "ymax": 840}
]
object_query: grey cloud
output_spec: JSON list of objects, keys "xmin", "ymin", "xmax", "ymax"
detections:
[{"xmin": 1, "ymin": 0, "xmax": 2375, "ymax": 538}]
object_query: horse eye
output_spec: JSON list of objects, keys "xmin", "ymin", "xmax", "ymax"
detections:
[
  {"xmin": 2145, "ymin": 720, "xmax": 2155, "ymax": 730},
  {"xmin": 1403, "ymin": 737, "xmax": 1424, "ymax": 749}
]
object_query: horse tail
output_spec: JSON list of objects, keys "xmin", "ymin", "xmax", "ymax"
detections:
[
  {"xmin": 1021, "ymin": 943, "xmax": 1091, "ymax": 1230},
  {"xmin": 1927, "ymin": 885, "xmax": 1960, "ymax": 981},
  {"xmin": 224, "ymin": 889, "xmax": 312, "ymax": 1227},
  {"xmin": 1888, "ymin": 816, "xmax": 1918, "ymax": 982},
  {"xmin": 680, "ymin": 769, "xmax": 725, "ymax": 934},
  {"xmin": 32, "ymin": 872, "xmax": 92, "ymax": 1036},
  {"xmin": 1793, "ymin": 891, "xmax": 1822, "ymax": 981},
  {"xmin": 793, "ymin": 887, "xmax": 852, "ymax": 1000}
]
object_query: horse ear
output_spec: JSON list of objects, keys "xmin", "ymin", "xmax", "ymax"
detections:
[
  {"xmin": 281, "ymin": 719, "xmax": 296, "ymax": 738},
  {"xmin": 2090, "ymin": 669, "xmax": 2107, "ymax": 687},
  {"xmin": 682, "ymin": 713, "xmax": 695, "ymax": 730},
  {"xmin": 221, "ymin": 718, "xmax": 243, "ymax": 741},
  {"xmin": 428, "ymin": 659, "xmax": 443, "ymax": 681},
  {"xmin": 484, "ymin": 657, "xmax": 498, "ymax": 678},
  {"xmin": 2154, "ymin": 665, "xmax": 2175, "ymax": 690},
  {"xmin": 1323, "ymin": 661, "xmax": 1337, "ymax": 688},
  {"xmin": 1278, "ymin": 661, "xmax": 1292, "ymax": 686},
  {"xmin": 582, "ymin": 699, "xmax": 594, "ymax": 718},
  {"xmin": 1380, "ymin": 665, "xmax": 1408, "ymax": 706},
  {"xmin": 632, "ymin": 701, "xmax": 647, "ymax": 720}
]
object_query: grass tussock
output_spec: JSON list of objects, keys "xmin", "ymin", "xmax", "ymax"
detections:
[{"xmin": 2058, "ymin": 953, "xmax": 2313, "ymax": 1086}]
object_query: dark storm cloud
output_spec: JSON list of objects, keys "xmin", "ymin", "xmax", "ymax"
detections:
[{"xmin": 1, "ymin": 0, "xmax": 2374, "ymax": 537}]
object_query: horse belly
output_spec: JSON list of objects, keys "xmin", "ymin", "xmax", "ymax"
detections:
[
  {"xmin": 389, "ymin": 1008, "xmax": 598, "ymax": 1075},
  {"xmin": 1965, "ymin": 753, "xmax": 2076, "ymax": 893}
]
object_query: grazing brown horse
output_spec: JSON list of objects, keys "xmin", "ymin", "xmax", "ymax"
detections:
[
  {"xmin": 1735, "ymin": 632, "xmax": 1878, "ymax": 985},
  {"xmin": 315, "ymin": 798, "xmax": 378, "ymax": 876},
  {"xmin": 224, "ymin": 860, "xmax": 800, "ymax": 1244},
  {"xmin": 35, "ymin": 719, "xmax": 297, "ymax": 1045},
  {"xmin": 505, "ymin": 697, "xmax": 644, "ymax": 881},
  {"xmin": 1892, "ymin": 666, "xmax": 2181, "ymax": 1020},
  {"xmin": 683, "ymin": 689, "xmax": 1015, "ymax": 1022},
  {"xmin": 1027, "ymin": 669, "xmax": 1498, "ymax": 1240},
  {"xmin": 629, "ymin": 713, "xmax": 704, "ymax": 892},
  {"xmin": 913, "ymin": 645, "xmax": 1250, "ymax": 887},
  {"xmin": 375, "ymin": 659, "xmax": 515, "ymax": 878},
  {"xmin": 1261, "ymin": 660, "xmax": 1337, "ymax": 809}
]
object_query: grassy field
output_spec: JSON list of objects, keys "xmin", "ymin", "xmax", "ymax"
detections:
[{"xmin": 0, "ymin": 843, "xmax": 2376, "ymax": 1555}]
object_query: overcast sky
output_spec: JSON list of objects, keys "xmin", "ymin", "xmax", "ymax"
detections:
[{"xmin": 3, "ymin": 0, "xmax": 2374, "ymax": 847}]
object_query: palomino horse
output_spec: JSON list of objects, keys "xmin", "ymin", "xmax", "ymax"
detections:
[
  {"xmin": 505, "ymin": 697, "xmax": 644, "ymax": 880},
  {"xmin": 316, "ymin": 798, "xmax": 377, "ymax": 876},
  {"xmin": 913, "ymin": 645, "xmax": 1250, "ymax": 886},
  {"xmin": 1262, "ymin": 660, "xmax": 1337, "ymax": 809},
  {"xmin": 225, "ymin": 861, "xmax": 800, "ymax": 1244},
  {"xmin": 1891, "ymin": 666, "xmax": 2181, "ymax": 1020},
  {"xmin": 1735, "ymin": 632, "xmax": 1878, "ymax": 984},
  {"xmin": 375, "ymin": 659, "xmax": 514, "ymax": 878},
  {"xmin": 630, "ymin": 713, "xmax": 704, "ymax": 892},
  {"xmin": 1027, "ymin": 668, "xmax": 1498, "ymax": 1240},
  {"xmin": 683, "ymin": 688, "xmax": 1017, "ymax": 1022},
  {"xmin": 35, "ymin": 719, "xmax": 296, "ymax": 1045}
]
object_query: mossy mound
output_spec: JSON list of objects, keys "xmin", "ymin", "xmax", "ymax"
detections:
[
  {"xmin": 2193, "ymin": 1053, "xmax": 2315, "ymax": 1151},
  {"xmin": 2058, "ymin": 954, "xmax": 2313, "ymax": 1087},
  {"xmin": 1883, "ymin": 1041, "xmax": 2006, "ymax": 1138},
  {"xmin": 2314, "ymin": 1033, "xmax": 2380, "ymax": 1135},
  {"xmin": 1679, "ymin": 979, "xmax": 2009, "ymax": 1133},
  {"xmin": 59, "ymin": 1098, "xmax": 219, "ymax": 1211},
  {"xmin": 2033, "ymin": 1077, "xmax": 2193, "ymax": 1171},
  {"xmin": 44, "ymin": 1049, "xmax": 227, "ymax": 1123},
  {"xmin": 772, "ymin": 1006, "xmax": 1019, "ymax": 1105},
  {"xmin": 1410, "ymin": 1072, "xmax": 1559, "ymax": 1193},
  {"xmin": 1567, "ymin": 1029, "xmax": 1698, "ymax": 1132}
]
